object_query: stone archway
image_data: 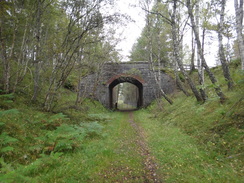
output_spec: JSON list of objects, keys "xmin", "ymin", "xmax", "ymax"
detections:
[
  {"xmin": 107, "ymin": 74, "xmax": 144, "ymax": 110},
  {"xmin": 79, "ymin": 62, "xmax": 176, "ymax": 108}
]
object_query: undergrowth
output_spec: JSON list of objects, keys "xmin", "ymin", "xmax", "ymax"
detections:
[{"xmin": 0, "ymin": 88, "xmax": 112, "ymax": 182}]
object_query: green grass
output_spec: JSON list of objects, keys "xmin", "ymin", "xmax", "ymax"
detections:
[
  {"xmin": 130, "ymin": 62, "xmax": 244, "ymax": 182},
  {"xmin": 37, "ymin": 112, "xmax": 146, "ymax": 183},
  {"xmin": 1, "ymin": 100, "xmax": 243, "ymax": 182},
  {"xmin": 131, "ymin": 65, "xmax": 244, "ymax": 182},
  {"xmin": 0, "ymin": 104, "xmax": 148, "ymax": 182},
  {"xmin": 1, "ymin": 60, "xmax": 243, "ymax": 182},
  {"xmin": 134, "ymin": 102, "xmax": 243, "ymax": 182}
]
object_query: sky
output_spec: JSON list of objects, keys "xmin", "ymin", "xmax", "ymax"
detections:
[
  {"xmin": 112, "ymin": 0, "xmax": 146, "ymax": 61},
  {"xmin": 112, "ymin": 0, "xmax": 236, "ymax": 66}
]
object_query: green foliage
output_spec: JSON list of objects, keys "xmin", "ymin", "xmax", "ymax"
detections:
[
  {"xmin": 0, "ymin": 132, "xmax": 18, "ymax": 153},
  {"xmin": 129, "ymin": 3, "xmax": 172, "ymax": 65},
  {"xmin": 236, "ymin": 70, "xmax": 244, "ymax": 85},
  {"xmin": 44, "ymin": 124, "xmax": 86, "ymax": 152},
  {"xmin": 0, "ymin": 152, "xmax": 63, "ymax": 182},
  {"xmin": 30, "ymin": 115, "xmax": 105, "ymax": 154},
  {"xmin": 87, "ymin": 113, "xmax": 113, "ymax": 122},
  {"xmin": 0, "ymin": 93, "xmax": 14, "ymax": 101},
  {"xmin": 63, "ymin": 80, "xmax": 76, "ymax": 91},
  {"xmin": 178, "ymin": 72, "xmax": 185, "ymax": 82},
  {"xmin": 0, "ymin": 93, "xmax": 15, "ymax": 108},
  {"xmin": 49, "ymin": 112, "xmax": 69, "ymax": 122},
  {"xmin": 0, "ymin": 97, "xmax": 108, "ymax": 182},
  {"xmin": 20, "ymin": 152, "xmax": 63, "ymax": 176},
  {"xmin": 39, "ymin": 112, "xmax": 69, "ymax": 130},
  {"xmin": 0, "ymin": 109, "xmax": 19, "ymax": 116},
  {"xmin": 0, "ymin": 109, "xmax": 20, "ymax": 155}
]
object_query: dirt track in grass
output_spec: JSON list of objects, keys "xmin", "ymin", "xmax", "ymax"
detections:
[
  {"xmin": 127, "ymin": 112, "xmax": 163, "ymax": 183},
  {"xmin": 98, "ymin": 111, "xmax": 163, "ymax": 183}
]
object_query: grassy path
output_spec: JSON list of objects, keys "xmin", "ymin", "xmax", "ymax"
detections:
[
  {"xmin": 24, "ymin": 111, "xmax": 164, "ymax": 182},
  {"xmin": 92, "ymin": 111, "xmax": 164, "ymax": 183},
  {"xmin": 3, "ymin": 109, "xmax": 242, "ymax": 182},
  {"xmin": 128, "ymin": 112, "xmax": 162, "ymax": 183}
]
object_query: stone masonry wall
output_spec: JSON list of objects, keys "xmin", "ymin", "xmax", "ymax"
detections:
[{"xmin": 80, "ymin": 61, "xmax": 176, "ymax": 108}]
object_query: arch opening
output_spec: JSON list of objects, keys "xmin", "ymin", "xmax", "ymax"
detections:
[{"xmin": 108, "ymin": 76, "xmax": 143, "ymax": 110}]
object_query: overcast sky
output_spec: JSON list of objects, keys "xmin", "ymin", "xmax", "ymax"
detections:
[{"xmin": 113, "ymin": 0, "xmax": 146, "ymax": 61}]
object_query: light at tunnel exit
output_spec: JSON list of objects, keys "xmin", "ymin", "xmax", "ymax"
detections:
[{"xmin": 113, "ymin": 82, "xmax": 139, "ymax": 110}]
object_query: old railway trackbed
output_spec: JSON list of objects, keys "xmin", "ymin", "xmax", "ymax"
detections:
[{"xmin": 128, "ymin": 112, "xmax": 163, "ymax": 183}]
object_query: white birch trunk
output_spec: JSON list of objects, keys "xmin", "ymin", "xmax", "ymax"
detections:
[
  {"xmin": 187, "ymin": 0, "xmax": 226, "ymax": 102},
  {"xmin": 146, "ymin": 3, "xmax": 173, "ymax": 105},
  {"xmin": 172, "ymin": 0, "xmax": 203, "ymax": 102},
  {"xmin": 32, "ymin": 0, "xmax": 42, "ymax": 101},
  {"xmin": 218, "ymin": 0, "xmax": 234, "ymax": 89},
  {"xmin": 234, "ymin": 0, "xmax": 244, "ymax": 70}
]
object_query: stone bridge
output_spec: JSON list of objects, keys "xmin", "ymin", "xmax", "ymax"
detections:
[{"xmin": 80, "ymin": 61, "xmax": 176, "ymax": 109}]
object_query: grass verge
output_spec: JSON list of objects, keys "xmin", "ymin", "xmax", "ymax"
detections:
[{"xmin": 134, "ymin": 91, "xmax": 243, "ymax": 182}]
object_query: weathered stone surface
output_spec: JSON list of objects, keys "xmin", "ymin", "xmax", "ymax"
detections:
[{"xmin": 80, "ymin": 61, "xmax": 176, "ymax": 109}]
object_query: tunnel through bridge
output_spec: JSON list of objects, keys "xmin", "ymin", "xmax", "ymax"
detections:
[
  {"xmin": 108, "ymin": 74, "xmax": 144, "ymax": 110},
  {"xmin": 79, "ymin": 61, "xmax": 176, "ymax": 109}
]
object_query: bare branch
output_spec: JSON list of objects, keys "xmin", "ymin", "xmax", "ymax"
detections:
[{"xmin": 141, "ymin": 7, "xmax": 172, "ymax": 25}]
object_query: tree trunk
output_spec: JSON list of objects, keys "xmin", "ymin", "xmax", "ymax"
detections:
[
  {"xmin": 196, "ymin": 0, "xmax": 208, "ymax": 102},
  {"xmin": 13, "ymin": 16, "xmax": 29, "ymax": 93},
  {"xmin": 187, "ymin": 0, "xmax": 226, "ymax": 103},
  {"xmin": 156, "ymin": 12, "xmax": 161, "ymax": 91},
  {"xmin": 218, "ymin": 0, "xmax": 234, "ymax": 90},
  {"xmin": 145, "ymin": 3, "xmax": 173, "ymax": 105},
  {"xmin": 174, "ymin": 61, "xmax": 190, "ymax": 97},
  {"xmin": 234, "ymin": 0, "xmax": 244, "ymax": 70},
  {"xmin": 32, "ymin": 0, "xmax": 42, "ymax": 101},
  {"xmin": 0, "ymin": 17, "xmax": 10, "ymax": 93},
  {"xmin": 190, "ymin": 29, "xmax": 196, "ymax": 73},
  {"xmin": 172, "ymin": 0, "xmax": 203, "ymax": 102}
]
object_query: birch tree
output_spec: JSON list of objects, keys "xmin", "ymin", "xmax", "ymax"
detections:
[
  {"xmin": 186, "ymin": 0, "xmax": 226, "ymax": 103},
  {"xmin": 43, "ymin": 0, "xmax": 120, "ymax": 111},
  {"xmin": 0, "ymin": 0, "xmax": 12, "ymax": 93},
  {"xmin": 171, "ymin": 0, "xmax": 203, "ymax": 102},
  {"xmin": 136, "ymin": 0, "xmax": 200, "ymax": 101},
  {"xmin": 195, "ymin": 0, "xmax": 207, "ymax": 101},
  {"xmin": 145, "ymin": 1, "xmax": 173, "ymax": 105},
  {"xmin": 217, "ymin": 0, "xmax": 234, "ymax": 89},
  {"xmin": 234, "ymin": 0, "xmax": 244, "ymax": 70},
  {"xmin": 43, "ymin": 0, "xmax": 105, "ymax": 111},
  {"xmin": 32, "ymin": 0, "xmax": 44, "ymax": 101}
]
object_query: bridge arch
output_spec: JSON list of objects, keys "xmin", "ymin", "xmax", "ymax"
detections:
[
  {"xmin": 107, "ymin": 74, "xmax": 144, "ymax": 110},
  {"xmin": 80, "ymin": 62, "xmax": 176, "ymax": 108}
]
